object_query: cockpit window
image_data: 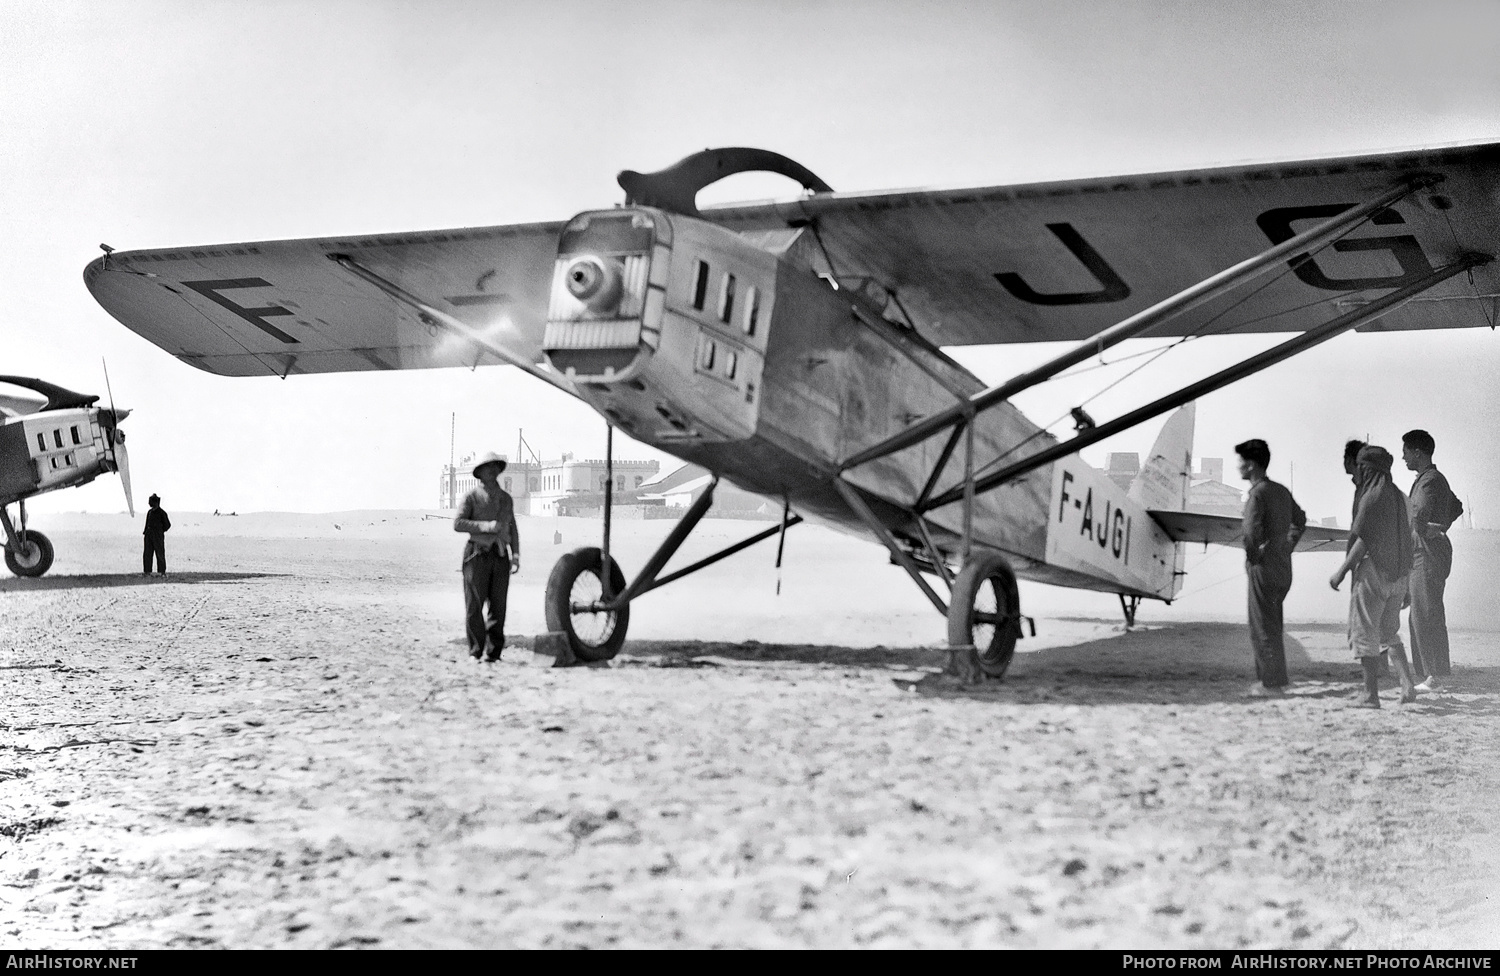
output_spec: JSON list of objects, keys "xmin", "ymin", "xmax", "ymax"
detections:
[
  {"xmin": 719, "ymin": 273, "xmax": 736, "ymax": 323},
  {"xmin": 745, "ymin": 286, "xmax": 759, "ymax": 336},
  {"xmin": 692, "ymin": 260, "xmax": 710, "ymax": 310}
]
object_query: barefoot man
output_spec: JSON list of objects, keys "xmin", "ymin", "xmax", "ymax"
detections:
[{"xmin": 1331, "ymin": 445, "xmax": 1418, "ymax": 707}]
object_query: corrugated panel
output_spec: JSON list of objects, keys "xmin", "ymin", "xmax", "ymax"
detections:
[{"xmin": 543, "ymin": 319, "xmax": 643, "ymax": 350}]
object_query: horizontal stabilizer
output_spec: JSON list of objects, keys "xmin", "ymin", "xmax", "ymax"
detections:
[{"xmin": 1148, "ymin": 510, "xmax": 1348, "ymax": 553}]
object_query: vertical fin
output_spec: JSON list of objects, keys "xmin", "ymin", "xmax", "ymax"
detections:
[{"xmin": 1128, "ymin": 403, "xmax": 1195, "ymax": 511}]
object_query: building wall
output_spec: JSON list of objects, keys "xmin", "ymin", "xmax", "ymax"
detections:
[{"xmin": 440, "ymin": 454, "xmax": 659, "ymax": 513}]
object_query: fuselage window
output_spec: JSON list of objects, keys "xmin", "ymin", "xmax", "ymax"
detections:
[
  {"xmin": 719, "ymin": 273, "xmax": 736, "ymax": 323},
  {"xmin": 699, "ymin": 337, "xmax": 716, "ymax": 371},
  {"xmin": 70, "ymin": 426, "xmax": 82, "ymax": 445},
  {"xmin": 692, "ymin": 260, "xmax": 710, "ymax": 310},
  {"xmin": 53, "ymin": 429, "xmax": 64, "ymax": 449},
  {"xmin": 745, "ymin": 286, "xmax": 759, "ymax": 336},
  {"xmin": 36, "ymin": 433, "xmax": 46, "ymax": 452},
  {"xmin": 725, "ymin": 350, "xmax": 739, "ymax": 380}
]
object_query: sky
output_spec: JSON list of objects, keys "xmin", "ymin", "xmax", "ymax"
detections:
[{"xmin": 3, "ymin": 0, "xmax": 1498, "ymax": 524}]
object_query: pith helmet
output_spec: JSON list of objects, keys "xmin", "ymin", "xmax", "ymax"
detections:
[{"xmin": 471, "ymin": 451, "xmax": 507, "ymax": 478}]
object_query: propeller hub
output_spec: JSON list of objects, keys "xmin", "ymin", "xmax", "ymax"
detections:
[{"xmin": 564, "ymin": 255, "xmax": 624, "ymax": 311}]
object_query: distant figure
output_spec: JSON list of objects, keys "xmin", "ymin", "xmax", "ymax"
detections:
[
  {"xmin": 1402, "ymin": 430, "xmax": 1464, "ymax": 690},
  {"xmin": 454, "ymin": 452, "xmax": 520, "ymax": 662},
  {"xmin": 1236, "ymin": 439, "xmax": 1307, "ymax": 697},
  {"xmin": 1330, "ymin": 446, "xmax": 1418, "ymax": 708},
  {"xmin": 143, "ymin": 493, "xmax": 171, "ymax": 575}
]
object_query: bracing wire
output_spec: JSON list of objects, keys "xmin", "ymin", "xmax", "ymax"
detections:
[{"xmin": 957, "ymin": 209, "xmax": 1402, "ymax": 481}]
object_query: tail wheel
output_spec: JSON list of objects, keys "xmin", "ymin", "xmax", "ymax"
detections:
[
  {"xmin": 544, "ymin": 547, "xmax": 630, "ymax": 662},
  {"xmin": 947, "ymin": 550, "xmax": 1021, "ymax": 679},
  {"xmin": 5, "ymin": 530, "xmax": 54, "ymax": 578}
]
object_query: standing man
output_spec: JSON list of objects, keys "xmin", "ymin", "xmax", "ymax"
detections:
[
  {"xmin": 1402, "ymin": 430, "xmax": 1464, "ymax": 690},
  {"xmin": 454, "ymin": 452, "xmax": 520, "ymax": 662},
  {"xmin": 1237, "ymin": 439, "xmax": 1307, "ymax": 697},
  {"xmin": 1330, "ymin": 445, "xmax": 1419, "ymax": 707},
  {"xmin": 143, "ymin": 493, "xmax": 170, "ymax": 575}
]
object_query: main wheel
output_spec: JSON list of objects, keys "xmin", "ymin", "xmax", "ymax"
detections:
[
  {"xmin": 5, "ymin": 530, "xmax": 54, "ymax": 578},
  {"xmin": 545, "ymin": 546, "xmax": 630, "ymax": 662},
  {"xmin": 947, "ymin": 550, "xmax": 1021, "ymax": 679}
]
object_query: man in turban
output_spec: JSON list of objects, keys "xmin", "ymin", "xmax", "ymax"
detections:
[{"xmin": 1330, "ymin": 445, "xmax": 1418, "ymax": 707}]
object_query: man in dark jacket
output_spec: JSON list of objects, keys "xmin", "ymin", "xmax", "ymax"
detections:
[
  {"xmin": 1402, "ymin": 430, "xmax": 1463, "ymax": 690},
  {"xmin": 1237, "ymin": 439, "xmax": 1306, "ymax": 697},
  {"xmin": 454, "ymin": 452, "xmax": 521, "ymax": 662},
  {"xmin": 143, "ymin": 493, "xmax": 170, "ymax": 575},
  {"xmin": 1330, "ymin": 445, "xmax": 1418, "ymax": 707}
]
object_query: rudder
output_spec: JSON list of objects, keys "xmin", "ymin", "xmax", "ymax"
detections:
[{"xmin": 1128, "ymin": 403, "xmax": 1195, "ymax": 511}]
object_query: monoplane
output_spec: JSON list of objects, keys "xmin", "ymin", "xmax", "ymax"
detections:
[
  {"xmin": 0, "ymin": 376, "xmax": 133, "ymax": 577},
  {"xmin": 84, "ymin": 143, "xmax": 1498, "ymax": 676}
]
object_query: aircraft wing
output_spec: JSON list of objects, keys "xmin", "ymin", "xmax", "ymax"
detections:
[
  {"xmin": 705, "ymin": 142, "xmax": 1500, "ymax": 346},
  {"xmin": 1149, "ymin": 510, "xmax": 1349, "ymax": 553},
  {"xmin": 84, "ymin": 221, "xmax": 564, "ymax": 378}
]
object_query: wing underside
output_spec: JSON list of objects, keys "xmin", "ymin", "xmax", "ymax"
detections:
[
  {"xmin": 85, "ymin": 221, "xmax": 563, "ymax": 378},
  {"xmin": 705, "ymin": 142, "xmax": 1500, "ymax": 347},
  {"xmin": 85, "ymin": 143, "xmax": 1500, "ymax": 379},
  {"xmin": 1149, "ymin": 509, "xmax": 1348, "ymax": 553}
]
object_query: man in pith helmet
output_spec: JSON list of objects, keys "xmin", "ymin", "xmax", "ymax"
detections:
[{"xmin": 454, "ymin": 452, "xmax": 520, "ymax": 662}]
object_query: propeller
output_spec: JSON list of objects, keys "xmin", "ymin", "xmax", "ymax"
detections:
[{"xmin": 102, "ymin": 359, "xmax": 135, "ymax": 517}]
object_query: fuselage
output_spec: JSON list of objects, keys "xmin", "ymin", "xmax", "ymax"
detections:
[
  {"xmin": 0, "ymin": 406, "xmax": 124, "ymax": 506},
  {"xmin": 542, "ymin": 207, "xmax": 1183, "ymax": 600}
]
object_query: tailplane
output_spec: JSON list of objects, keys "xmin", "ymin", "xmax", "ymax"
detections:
[{"xmin": 1128, "ymin": 403, "xmax": 1195, "ymax": 511}]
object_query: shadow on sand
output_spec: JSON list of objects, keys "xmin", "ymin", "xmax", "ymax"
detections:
[
  {"xmin": 615, "ymin": 623, "xmax": 1500, "ymax": 709},
  {"xmin": 0, "ymin": 571, "xmax": 283, "ymax": 593}
]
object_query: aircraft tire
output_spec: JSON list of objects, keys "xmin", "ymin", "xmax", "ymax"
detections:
[
  {"xmin": 5, "ymin": 530, "xmax": 54, "ymax": 578},
  {"xmin": 544, "ymin": 546, "xmax": 630, "ymax": 662},
  {"xmin": 947, "ymin": 550, "xmax": 1020, "ymax": 679}
]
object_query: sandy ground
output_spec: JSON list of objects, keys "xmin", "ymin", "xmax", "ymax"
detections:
[{"xmin": 1, "ymin": 512, "xmax": 1498, "ymax": 949}]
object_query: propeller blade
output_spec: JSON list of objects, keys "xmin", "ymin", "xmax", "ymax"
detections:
[
  {"xmin": 100, "ymin": 359, "xmax": 134, "ymax": 517},
  {"xmin": 115, "ymin": 436, "xmax": 134, "ymax": 517}
]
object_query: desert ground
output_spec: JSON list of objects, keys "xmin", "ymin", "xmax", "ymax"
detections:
[{"xmin": 1, "ymin": 511, "xmax": 1497, "ymax": 949}]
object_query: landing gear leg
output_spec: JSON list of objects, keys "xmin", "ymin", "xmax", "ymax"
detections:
[
  {"xmin": 1120, "ymin": 594, "xmax": 1141, "ymax": 629},
  {"xmin": 1, "ymin": 504, "xmax": 53, "ymax": 578}
]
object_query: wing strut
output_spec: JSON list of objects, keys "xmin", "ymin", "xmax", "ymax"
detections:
[
  {"xmin": 327, "ymin": 255, "xmax": 576, "ymax": 396},
  {"xmin": 920, "ymin": 251, "xmax": 1490, "ymax": 511},
  {"xmin": 838, "ymin": 174, "xmax": 1441, "ymax": 474}
]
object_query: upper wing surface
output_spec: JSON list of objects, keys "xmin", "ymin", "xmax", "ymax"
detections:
[
  {"xmin": 85, "ymin": 221, "xmax": 563, "ymax": 377},
  {"xmin": 705, "ymin": 143, "xmax": 1500, "ymax": 346}
]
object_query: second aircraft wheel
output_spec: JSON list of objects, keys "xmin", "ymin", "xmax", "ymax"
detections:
[
  {"xmin": 544, "ymin": 546, "xmax": 630, "ymax": 662},
  {"xmin": 947, "ymin": 550, "xmax": 1021, "ymax": 679},
  {"xmin": 4, "ymin": 530, "xmax": 54, "ymax": 578}
]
